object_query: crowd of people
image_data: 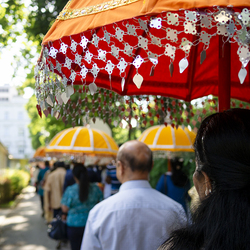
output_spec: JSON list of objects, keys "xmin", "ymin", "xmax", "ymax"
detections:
[
  {"xmin": 30, "ymin": 108, "xmax": 250, "ymax": 250},
  {"xmin": 32, "ymin": 157, "xmax": 122, "ymax": 250}
]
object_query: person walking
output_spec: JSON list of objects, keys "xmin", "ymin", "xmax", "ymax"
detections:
[
  {"xmin": 43, "ymin": 161, "xmax": 66, "ymax": 218},
  {"xmin": 31, "ymin": 164, "xmax": 40, "ymax": 192},
  {"xmin": 104, "ymin": 163, "xmax": 121, "ymax": 197},
  {"xmin": 43, "ymin": 162, "xmax": 56, "ymax": 223},
  {"xmin": 156, "ymin": 157, "xmax": 191, "ymax": 213},
  {"xmin": 81, "ymin": 140, "xmax": 187, "ymax": 250},
  {"xmin": 37, "ymin": 161, "xmax": 50, "ymax": 217},
  {"xmin": 63, "ymin": 163, "xmax": 76, "ymax": 193},
  {"xmin": 61, "ymin": 163, "xmax": 103, "ymax": 250}
]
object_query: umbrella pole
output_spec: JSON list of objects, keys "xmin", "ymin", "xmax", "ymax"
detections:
[{"xmin": 218, "ymin": 37, "xmax": 231, "ymax": 112}]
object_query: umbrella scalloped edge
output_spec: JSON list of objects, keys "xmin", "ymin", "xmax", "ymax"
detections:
[{"xmin": 35, "ymin": 6, "xmax": 250, "ymax": 126}]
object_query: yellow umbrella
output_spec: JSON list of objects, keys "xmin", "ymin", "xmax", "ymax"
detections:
[
  {"xmin": 33, "ymin": 146, "xmax": 46, "ymax": 158},
  {"xmin": 46, "ymin": 127, "xmax": 118, "ymax": 156},
  {"xmin": 138, "ymin": 125, "xmax": 196, "ymax": 152}
]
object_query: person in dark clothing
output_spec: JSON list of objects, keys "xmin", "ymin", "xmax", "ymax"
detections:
[
  {"xmin": 87, "ymin": 166, "xmax": 102, "ymax": 183},
  {"xmin": 156, "ymin": 158, "xmax": 190, "ymax": 213},
  {"xmin": 37, "ymin": 161, "xmax": 50, "ymax": 217},
  {"xmin": 63, "ymin": 163, "xmax": 76, "ymax": 193}
]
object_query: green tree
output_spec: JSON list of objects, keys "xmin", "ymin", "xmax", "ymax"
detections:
[
  {"xmin": 25, "ymin": 0, "xmax": 68, "ymax": 46},
  {"xmin": 0, "ymin": 0, "xmax": 25, "ymax": 47}
]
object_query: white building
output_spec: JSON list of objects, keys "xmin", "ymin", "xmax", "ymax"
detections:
[{"xmin": 0, "ymin": 85, "xmax": 34, "ymax": 164}]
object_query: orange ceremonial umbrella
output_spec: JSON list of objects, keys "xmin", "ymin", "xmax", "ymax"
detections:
[
  {"xmin": 33, "ymin": 146, "xmax": 46, "ymax": 158},
  {"xmin": 35, "ymin": 0, "xmax": 250, "ymax": 123}
]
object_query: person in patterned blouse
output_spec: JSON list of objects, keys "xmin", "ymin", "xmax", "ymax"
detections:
[{"xmin": 61, "ymin": 163, "xmax": 103, "ymax": 250}]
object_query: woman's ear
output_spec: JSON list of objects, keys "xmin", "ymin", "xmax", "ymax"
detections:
[{"xmin": 201, "ymin": 171, "xmax": 212, "ymax": 195}]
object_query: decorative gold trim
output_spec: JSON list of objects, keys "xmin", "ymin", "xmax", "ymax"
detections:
[{"xmin": 57, "ymin": 0, "xmax": 139, "ymax": 20}]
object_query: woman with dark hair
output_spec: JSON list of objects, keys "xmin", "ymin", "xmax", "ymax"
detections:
[
  {"xmin": 159, "ymin": 108, "xmax": 250, "ymax": 250},
  {"xmin": 156, "ymin": 157, "xmax": 190, "ymax": 213},
  {"xmin": 61, "ymin": 163, "xmax": 103, "ymax": 250}
]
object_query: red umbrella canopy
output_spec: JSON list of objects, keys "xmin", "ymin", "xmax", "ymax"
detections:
[{"xmin": 35, "ymin": 0, "xmax": 250, "ymax": 121}]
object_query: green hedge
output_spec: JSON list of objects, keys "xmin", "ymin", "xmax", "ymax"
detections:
[{"xmin": 0, "ymin": 169, "xmax": 30, "ymax": 204}]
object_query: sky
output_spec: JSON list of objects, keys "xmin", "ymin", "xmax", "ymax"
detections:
[
  {"xmin": 0, "ymin": 48, "xmax": 34, "ymax": 98},
  {"xmin": 0, "ymin": 50, "xmax": 16, "ymax": 85},
  {"xmin": 0, "ymin": 49, "xmax": 26, "ymax": 85}
]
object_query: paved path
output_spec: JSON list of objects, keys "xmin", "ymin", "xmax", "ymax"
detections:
[{"xmin": 0, "ymin": 186, "xmax": 71, "ymax": 250}]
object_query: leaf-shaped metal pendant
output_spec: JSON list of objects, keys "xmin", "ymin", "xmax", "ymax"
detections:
[
  {"xmin": 133, "ymin": 73, "xmax": 143, "ymax": 89},
  {"xmin": 121, "ymin": 77, "xmax": 125, "ymax": 91},
  {"xmin": 238, "ymin": 68, "xmax": 247, "ymax": 84},
  {"xmin": 179, "ymin": 58, "xmax": 189, "ymax": 73},
  {"xmin": 150, "ymin": 66, "xmax": 155, "ymax": 76},
  {"xmin": 66, "ymin": 85, "xmax": 74, "ymax": 98},
  {"xmin": 61, "ymin": 92, "xmax": 70, "ymax": 104},
  {"xmin": 89, "ymin": 82, "xmax": 97, "ymax": 95},
  {"xmin": 169, "ymin": 62, "xmax": 174, "ymax": 77},
  {"xmin": 200, "ymin": 50, "xmax": 206, "ymax": 64},
  {"xmin": 46, "ymin": 95, "xmax": 54, "ymax": 107}
]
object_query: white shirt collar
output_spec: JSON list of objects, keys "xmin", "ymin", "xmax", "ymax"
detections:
[{"xmin": 119, "ymin": 180, "xmax": 151, "ymax": 192}]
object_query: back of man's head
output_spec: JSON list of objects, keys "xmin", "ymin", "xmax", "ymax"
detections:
[
  {"xmin": 117, "ymin": 140, "xmax": 152, "ymax": 173},
  {"xmin": 57, "ymin": 161, "xmax": 65, "ymax": 168},
  {"xmin": 44, "ymin": 161, "xmax": 50, "ymax": 167},
  {"xmin": 54, "ymin": 161, "xmax": 65, "ymax": 169}
]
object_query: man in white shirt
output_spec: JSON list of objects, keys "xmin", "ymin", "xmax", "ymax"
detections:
[{"xmin": 81, "ymin": 140, "xmax": 187, "ymax": 250}]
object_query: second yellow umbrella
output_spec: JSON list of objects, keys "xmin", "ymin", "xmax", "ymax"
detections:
[
  {"xmin": 138, "ymin": 125, "xmax": 196, "ymax": 152},
  {"xmin": 46, "ymin": 127, "xmax": 118, "ymax": 156}
]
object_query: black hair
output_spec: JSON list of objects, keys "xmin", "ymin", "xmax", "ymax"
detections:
[
  {"xmin": 170, "ymin": 157, "xmax": 189, "ymax": 187},
  {"xmin": 56, "ymin": 161, "xmax": 65, "ymax": 168},
  {"xmin": 52, "ymin": 161, "xmax": 57, "ymax": 170},
  {"xmin": 65, "ymin": 164, "xmax": 70, "ymax": 170},
  {"xmin": 44, "ymin": 161, "xmax": 49, "ymax": 166},
  {"xmin": 72, "ymin": 163, "xmax": 89, "ymax": 202},
  {"xmin": 160, "ymin": 108, "xmax": 250, "ymax": 250},
  {"xmin": 118, "ymin": 144, "xmax": 152, "ymax": 172}
]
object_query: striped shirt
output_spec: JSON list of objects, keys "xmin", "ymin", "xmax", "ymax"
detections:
[{"xmin": 106, "ymin": 164, "xmax": 121, "ymax": 195}]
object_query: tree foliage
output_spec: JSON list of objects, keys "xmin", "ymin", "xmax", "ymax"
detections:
[
  {"xmin": 0, "ymin": 0, "xmax": 25, "ymax": 47},
  {"xmin": 1, "ymin": 0, "xmax": 70, "ymax": 149},
  {"xmin": 25, "ymin": 0, "xmax": 68, "ymax": 47}
]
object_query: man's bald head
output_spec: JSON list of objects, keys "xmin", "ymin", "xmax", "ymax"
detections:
[{"xmin": 117, "ymin": 140, "xmax": 152, "ymax": 173}]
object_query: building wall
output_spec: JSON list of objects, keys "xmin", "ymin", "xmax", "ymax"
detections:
[
  {"xmin": 0, "ymin": 141, "xmax": 8, "ymax": 169},
  {"xmin": 0, "ymin": 85, "xmax": 34, "ymax": 161}
]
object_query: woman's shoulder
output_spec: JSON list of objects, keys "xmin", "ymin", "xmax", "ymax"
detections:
[
  {"xmin": 89, "ymin": 183, "xmax": 100, "ymax": 190},
  {"xmin": 65, "ymin": 183, "xmax": 78, "ymax": 194},
  {"xmin": 89, "ymin": 183, "xmax": 103, "ymax": 195}
]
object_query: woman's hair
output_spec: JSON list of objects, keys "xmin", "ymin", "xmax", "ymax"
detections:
[
  {"xmin": 72, "ymin": 163, "xmax": 89, "ymax": 202},
  {"xmin": 160, "ymin": 108, "xmax": 250, "ymax": 250},
  {"xmin": 170, "ymin": 157, "xmax": 189, "ymax": 187}
]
